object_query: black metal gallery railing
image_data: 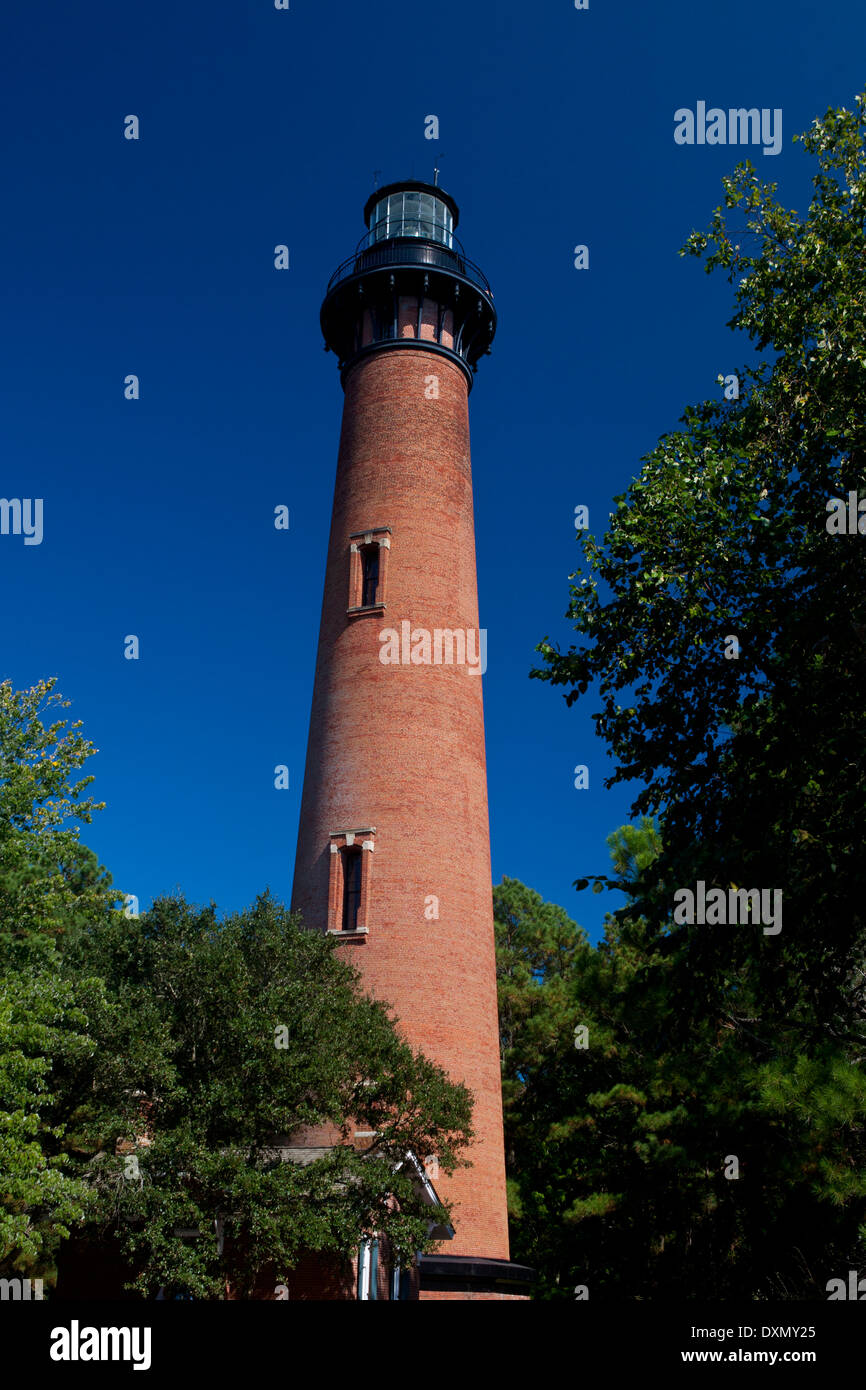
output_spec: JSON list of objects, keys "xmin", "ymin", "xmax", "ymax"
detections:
[{"xmin": 326, "ymin": 235, "xmax": 494, "ymax": 300}]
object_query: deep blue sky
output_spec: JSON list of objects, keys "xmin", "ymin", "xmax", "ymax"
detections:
[{"xmin": 1, "ymin": 1, "xmax": 862, "ymax": 943}]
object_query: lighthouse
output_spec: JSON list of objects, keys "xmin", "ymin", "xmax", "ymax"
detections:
[{"xmin": 291, "ymin": 179, "xmax": 528, "ymax": 1299}]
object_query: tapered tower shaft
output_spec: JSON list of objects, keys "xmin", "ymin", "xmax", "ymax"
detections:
[{"xmin": 292, "ymin": 181, "xmax": 518, "ymax": 1295}]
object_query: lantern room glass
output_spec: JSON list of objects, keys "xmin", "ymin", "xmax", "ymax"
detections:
[{"xmin": 368, "ymin": 191, "xmax": 453, "ymax": 248}]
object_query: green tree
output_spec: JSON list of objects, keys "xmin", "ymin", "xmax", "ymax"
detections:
[
  {"xmin": 534, "ymin": 93, "xmax": 866, "ymax": 1026},
  {"xmin": 0, "ymin": 679, "xmax": 119, "ymax": 1273},
  {"xmin": 0, "ymin": 679, "xmax": 474, "ymax": 1297},
  {"xmin": 495, "ymin": 875, "xmax": 588, "ymax": 1103},
  {"xmin": 65, "ymin": 892, "xmax": 473, "ymax": 1298},
  {"xmin": 526, "ymin": 92, "xmax": 866, "ymax": 1298},
  {"xmin": 0, "ymin": 678, "xmax": 117, "ymax": 965},
  {"xmin": 0, "ymin": 970, "xmax": 107, "ymax": 1271},
  {"xmin": 498, "ymin": 832, "xmax": 866, "ymax": 1300},
  {"xmin": 496, "ymin": 828, "xmax": 685, "ymax": 1300}
]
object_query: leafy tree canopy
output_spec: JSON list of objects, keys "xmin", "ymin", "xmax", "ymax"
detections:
[
  {"xmin": 534, "ymin": 93, "xmax": 866, "ymax": 1029},
  {"xmin": 0, "ymin": 680, "xmax": 473, "ymax": 1296},
  {"xmin": 521, "ymin": 91, "xmax": 866, "ymax": 1299},
  {"xmin": 65, "ymin": 891, "xmax": 473, "ymax": 1298}
]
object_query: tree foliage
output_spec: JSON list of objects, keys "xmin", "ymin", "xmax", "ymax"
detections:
[
  {"xmin": 65, "ymin": 892, "xmax": 472, "ymax": 1298},
  {"xmin": 497, "ymin": 848, "xmax": 866, "ymax": 1299},
  {"xmin": 534, "ymin": 94, "xmax": 866, "ymax": 1019},
  {"xmin": 0, "ymin": 679, "xmax": 118, "ymax": 1271},
  {"xmin": 517, "ymin": 92, "xmax": 866, "ymax": 1299},
  {"xmin": 0, "ymin": 679, "xmax": 472, "ymax": 1296}
]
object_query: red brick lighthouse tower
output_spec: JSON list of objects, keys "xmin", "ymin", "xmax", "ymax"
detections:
[{"xmin": 292, "ymin": 180, "xmax": 529, "ymax": 1300}]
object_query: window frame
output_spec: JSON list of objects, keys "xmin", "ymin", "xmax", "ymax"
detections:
[
  {"xmin": 327, "ymin": 828, "xmax": 375, "ymax": 937},
  {"xmin": 341, "ymin": 845, "xmax": 363, "ymax": 933},
  {"xmin": 347, "ymin": 527, "xmax": 391, "ymax": 615},
  {"xmin": 357, "ymin": 1237, "xmax": 378, "ymax": 1301},
  {"xmin": 360, "ymin": 543, "xmax": 380, "ymax": 608}
]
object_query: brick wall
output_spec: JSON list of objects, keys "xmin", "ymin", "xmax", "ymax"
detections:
[{"xmin": 291, "ymin": 345, "xmax": 510, "ymax": 1275}]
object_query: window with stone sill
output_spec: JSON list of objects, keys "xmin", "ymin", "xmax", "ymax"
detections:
[
  {"xmin": 327, "ymin": 829, "xmax": 375, "ymax": 936},
  {"xmin": 348, "ymin": 528, "xmax": 390, "ymax": 614},
  {"xmin": 342, "ymin": 846, "xmax": 362, "ymax": 932}
]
